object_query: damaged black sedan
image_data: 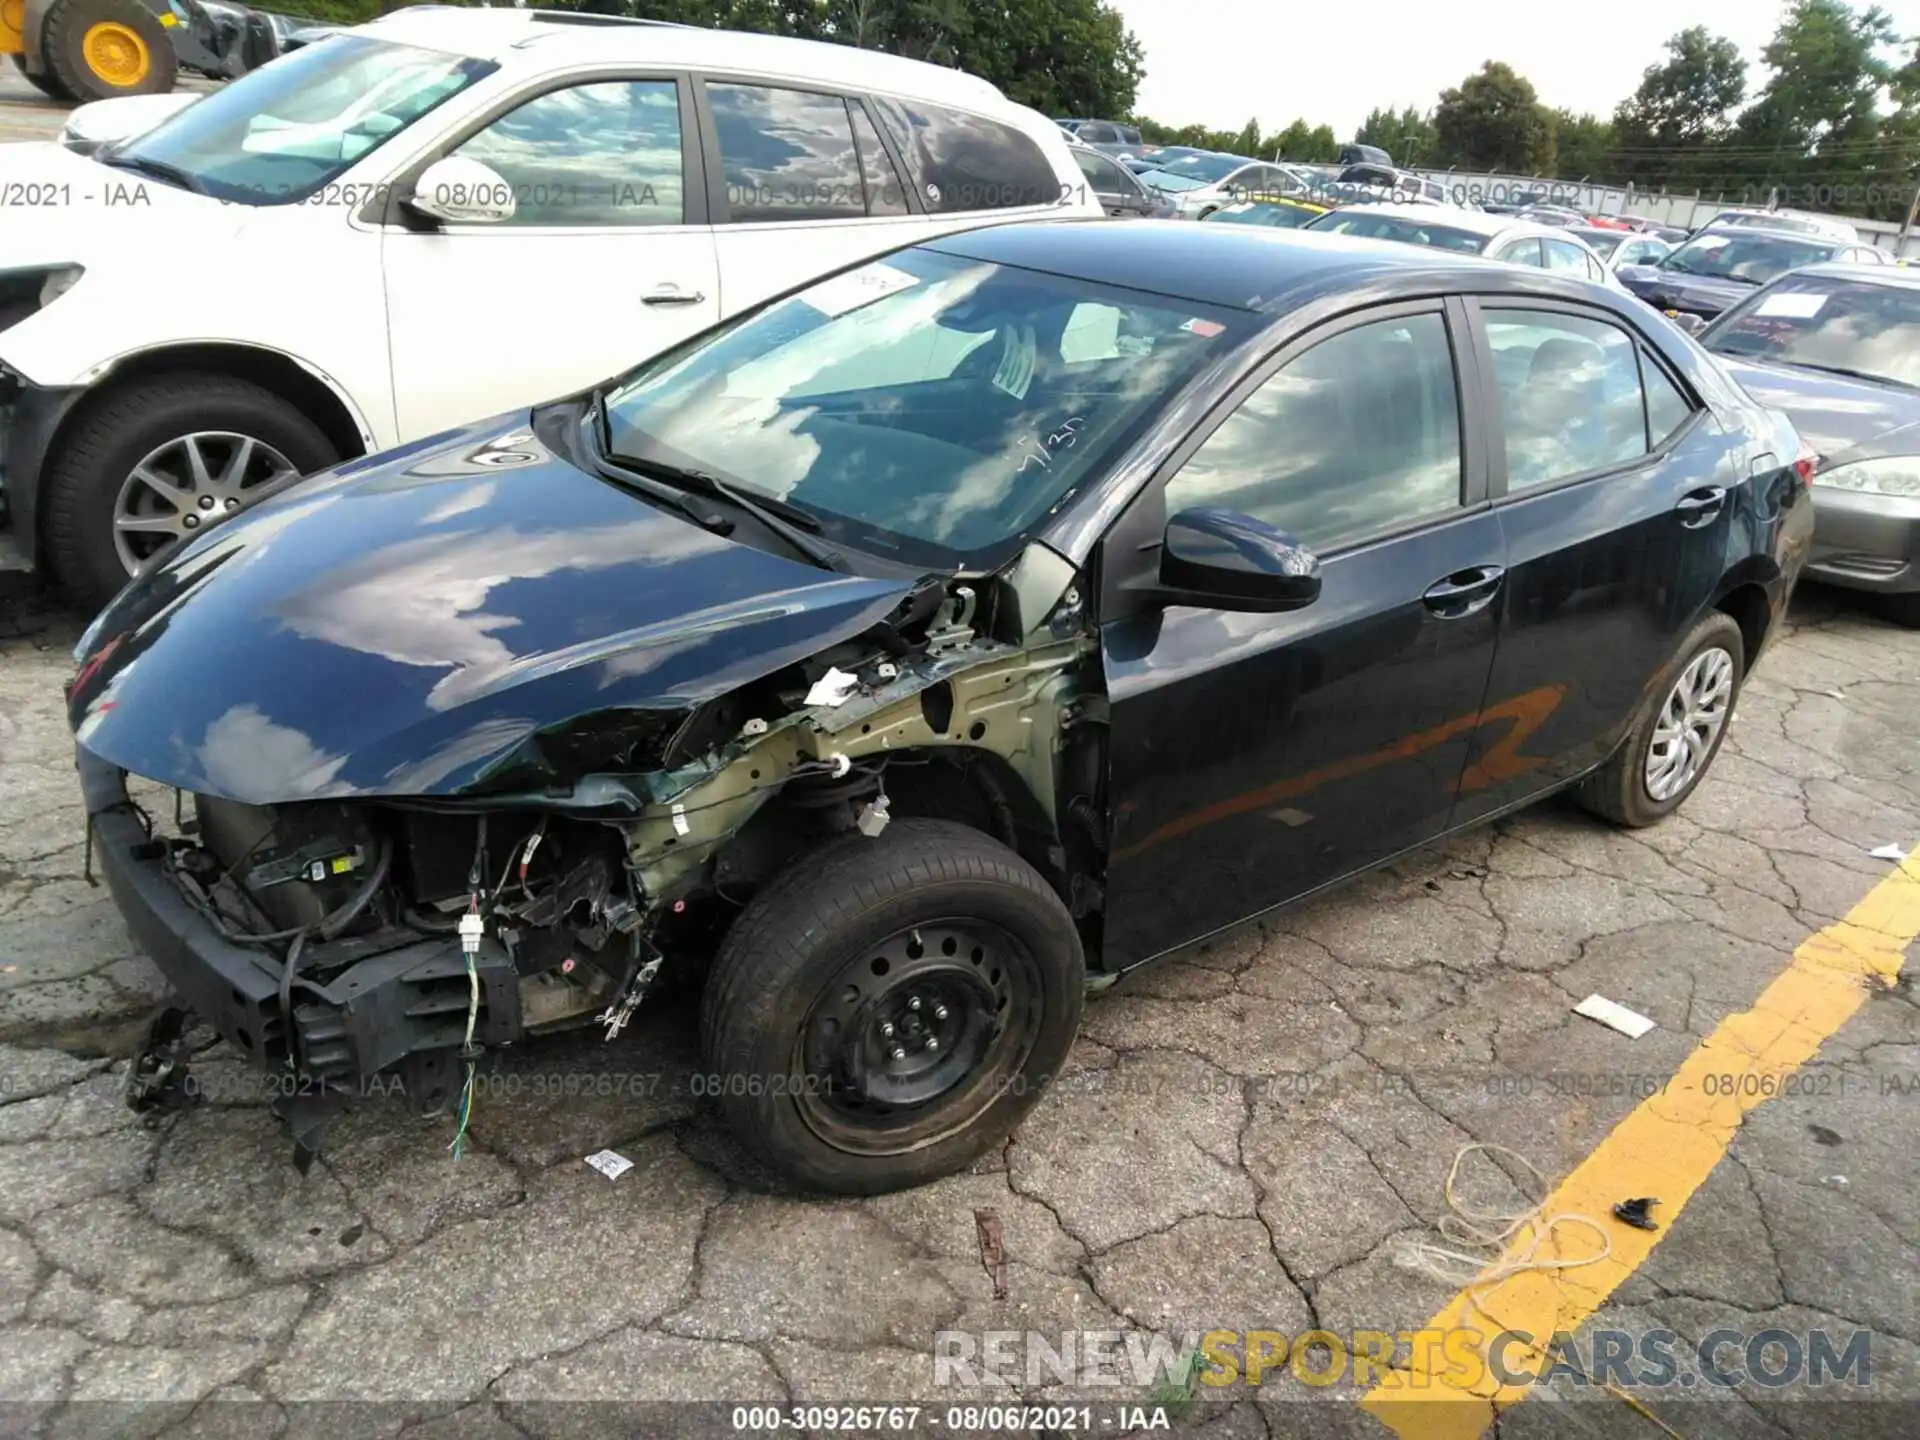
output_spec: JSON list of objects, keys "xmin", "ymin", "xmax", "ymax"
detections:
[{"xmin": 70, "ymin": 221, "xmax": 1813, "ymax": 1193}]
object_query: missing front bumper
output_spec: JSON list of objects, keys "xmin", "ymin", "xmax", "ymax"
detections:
[{"xmin": 79, "ymin": 746, "xmax": 523, "ymax": 1090}]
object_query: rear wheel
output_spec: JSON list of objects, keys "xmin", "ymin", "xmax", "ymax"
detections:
[
  {"xmin": 9, "ymin": 52, "xmax": 78, "ymax": 102},
  {"xmin": 700, "ymin": 819, "xmax": 1084, "ymax": 1194},
  {"xmin": 41, "ymin": 0, "xmax": 178, "ymax": 102},
  {"xmin": 1573, "ymin": 612, "xmax": 1745, "ymax": 828},
  {"xmin": 41, "ymin": 373, "xmax": 339, "ymax": 612}
]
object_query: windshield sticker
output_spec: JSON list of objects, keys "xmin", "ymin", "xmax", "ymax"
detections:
[
  {"xmin": 1182, "ymin": 318, "xmax": 1227, "ymax": 338},
  {"xmin": 1756, "ymin": 291, "xmax": 1828, "ymax": 319},
  {"xmin": 797, "ymin": 263, "xmax": 921, "ymax": 318},
  {"xmin": 1015, "ymin": 417, "xmax": 1087, "ymax": 475},
  {"xmin": 992, "ymin": 325, "xmax": 1037, "ymax": 400}
]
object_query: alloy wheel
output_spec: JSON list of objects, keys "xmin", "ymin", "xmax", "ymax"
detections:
[
  {"xmin": 112, "ymin": 432, "xmax": 301, "ymax": 576},
  {"xmin": 1644, "ymin": 646, "xmax": 1735, "ymax": 802}
]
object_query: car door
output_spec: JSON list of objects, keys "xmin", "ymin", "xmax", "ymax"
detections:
[
  {"xmin": 1098, "ymin": 301, "xmax": 1506, "ymax": 968},
  {"xmin": 1448, "ymin": 298, "xmax": 1742, "ymax": 827},
  {"xmin": 381, "ymin": 75, "xmax": 719, "ymax": 439}
]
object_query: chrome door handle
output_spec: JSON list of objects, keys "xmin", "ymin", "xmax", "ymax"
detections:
[
  {"xmin": 642, "ymin": 288, "xmax": 706, "ymax": 306},
  {"xmin": 1675, "ymin": 486, "xmax": 1727, "ymax": 527}
]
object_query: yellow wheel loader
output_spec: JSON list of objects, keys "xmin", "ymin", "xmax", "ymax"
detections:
[{"xmin": 5, "ymin": 0, "xmax": 336, "ymax": 104}]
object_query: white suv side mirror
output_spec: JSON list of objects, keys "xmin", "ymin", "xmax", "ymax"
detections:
[{"xmin": 405, "ymin": 156, "xmax": 517, "ymax": 225}]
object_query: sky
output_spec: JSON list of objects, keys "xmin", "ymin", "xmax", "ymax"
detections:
[{"xmin": 1115, "ymin": 0, "xmax": 1920, "ymax": 139}]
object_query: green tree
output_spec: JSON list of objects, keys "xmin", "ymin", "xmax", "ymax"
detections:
[
  {"xmin": 1608, "ymin": 26, "xmax": 1746, "ymax": 187},
  {"xmin": 1729, "ymin": 0, "xmax": 1902, "ymax": 213},
  {"xmin": 1432, "ymin": 61, "xmax": 1555, "ymax": 172},
  {"xmin": 1354, "ymin": 105, "xmax": 1438, "ymax": 165},
  {"xmin": 1304, "ymin": 123, "xmax": 1338, "ymax": 161},
  {"xmin": 1550, "ymin": 111, "xmax": 1615, "ymax": 178}
]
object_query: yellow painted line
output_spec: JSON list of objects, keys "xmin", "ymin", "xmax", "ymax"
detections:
[{"xmin": 1361, "ymin": 851, "xmax": 1920, "ymax": 1440}]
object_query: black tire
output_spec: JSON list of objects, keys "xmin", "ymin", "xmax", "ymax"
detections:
[
  {"xmin": 700, "ymin": 819, "xmax": 1085, "ymax": 1195},
  {"xmin": 9, "ymin": 51, "xmax": 78, "ymax": 102},
  {"xmin": 41, "ymin": 374, "xmax": 339, "ymax": 613},
  {"xmin": 1573, "ymin": 611, "xmax": 1746, "ymax": 828},
  {"xmin": 1881, "ymin": 592, "xmax": 1920, "ymax": 629},
  {"xmin": 42, "ymin": 0, "xmax": 178, "ymax": 103}
]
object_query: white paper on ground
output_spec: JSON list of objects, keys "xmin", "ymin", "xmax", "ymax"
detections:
[
  {"xmin": 584, "ymin": 1149, "xmax": 633, "ymax": 1180},
  {"xmin": 1573, "ymin": 994, "xmax": 1657, "ymax": 1039},
  {"xmin": 1756, "ymin": 291, "xmax": 1828, "ymax": 319},
  {"xmin": 1869, "ymin": 843, "xmax": 1910, "ymax": 861},
  {"xmin": 804, "ymin": 667, "xmax": 861, "ymax": 707}
]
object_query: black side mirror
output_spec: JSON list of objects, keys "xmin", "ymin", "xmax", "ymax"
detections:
[{"xmin": 1157, "ymin": 508, "xmax": 1321, "ymax": 612}]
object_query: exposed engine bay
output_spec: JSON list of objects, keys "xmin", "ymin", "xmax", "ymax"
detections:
[{"xmin": 109, "ymin": 549, "xmax": 1109, "ymax": 1162}]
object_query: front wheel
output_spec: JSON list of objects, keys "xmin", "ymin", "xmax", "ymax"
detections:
[
  {"xmin": 699, "ymin": 819, "xmax": 1085, "ymax": 1194},
  {"xmin": 40, "ymin": 373, "xmax": 340, "ymax": 612},
  {"xmin": 1573, "ymin": 611, "xmax": 1745, "ymax": 828}
]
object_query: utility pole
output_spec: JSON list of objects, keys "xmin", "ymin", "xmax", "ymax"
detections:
[{"xmin": 1901, "ymin": 176, "xmax": 1920, "ymax": 253}]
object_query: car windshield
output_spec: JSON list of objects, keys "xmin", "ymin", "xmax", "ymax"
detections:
[
  {"xmin": 1706, "ymin": 277, "xmax": 1920, "ymax": 390},
  {"xmin": 1142, "ymin": 153, "xmax": 1243, "ymax": 185},
  {"xmin": 1659, "ymin": 231, "xmax": 1836, "ymax": 285},
  {"xmin": 106, "ymin": 35, "xmax": 493, "ymax": 205},
  {"xmin": 1306, "ymin": 210, "xmax": 1489, "ymax": 254},
  {"xmin": 602, "ymin": 248, "xmax": 1253, "ymax": 568}
]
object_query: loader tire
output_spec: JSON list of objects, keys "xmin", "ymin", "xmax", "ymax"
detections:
[{"xmin": 42, "ymin": 0, "xmax": 178, "ymax": 103}]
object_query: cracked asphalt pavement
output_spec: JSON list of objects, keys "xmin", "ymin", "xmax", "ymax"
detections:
[{"xmin": 5, "ymin": 571, "xmax": 1917, "ymax": 1440}]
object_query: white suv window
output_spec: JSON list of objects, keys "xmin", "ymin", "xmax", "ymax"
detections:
[
  {"xmin": 709, "ymin": 84, "xmax": 868, "ymax": 222},
  {"xmin": 453, "ymin": 80, "xmax": 684, "ymax": 227}
]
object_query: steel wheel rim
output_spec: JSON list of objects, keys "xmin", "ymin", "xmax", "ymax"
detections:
[
  {"xmin": 1644, "ymin": 645, "xmax": 1735, "ymax": 802},
  {"xmin": 794, "ymin": 919, "xmax": 1045, "ymax": 1157},
  {"xmin": 111, "ymin": 432, "xmax": 301, "ymax": 576}
]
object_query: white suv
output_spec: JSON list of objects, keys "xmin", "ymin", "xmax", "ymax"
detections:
[{"xmin": 0, "ymin": 7, "xmax": 1098, "ymax": 608}]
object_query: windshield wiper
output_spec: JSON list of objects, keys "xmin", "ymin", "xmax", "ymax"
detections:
[
  {"xmin": 604, "ymin": 453, "xmax": 847, "ymax": 573},
  {"xmin": 96, "ymin": 152, "xmax": 208, "ymax": 196}
]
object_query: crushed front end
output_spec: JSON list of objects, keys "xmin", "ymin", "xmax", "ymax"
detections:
[{"xmin": 73, "ymin": 539, "xmax": 1106, "ymax": 1162}]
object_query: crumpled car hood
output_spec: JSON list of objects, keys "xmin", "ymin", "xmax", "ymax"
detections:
[{"xmin": 68, "ymin": 415, "xmax": 915, "ymax": 804}]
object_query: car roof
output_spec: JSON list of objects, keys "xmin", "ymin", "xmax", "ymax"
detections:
[
  {"xmin": 352, "ymin": 7, "xmax": 1006, "ymax": 103},
  {"xmin": 924, "ymin": 217, "xmax": 1595, "ymax": 313},
  {"xmin": 1322, "ymin": 201, "xmax": 1559, "ymax": 241},
  {"xmin": 1688, "ymin": 223, "xmax": 1847, "ymax": 248},
  {"xmin": 1764, "ymin": 261, "xmax": 1920, "ymax": 289}
]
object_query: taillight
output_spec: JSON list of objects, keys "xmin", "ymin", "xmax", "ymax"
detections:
[{"xmin": 1794, "ymin": 445, "xmax": 1819, "ymax": 489}]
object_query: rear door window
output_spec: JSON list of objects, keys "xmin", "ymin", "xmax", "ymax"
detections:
[
  {"xmin": 1483, "ymin": 309, "xmax": 1652, "ymax": 489},
  {"xmin": 872, "ymin": 95, "xmax": 1060, "ymax": 212},
  {"xmin": 1495, "ymin": 238, "xmax": 1545, "ymax": 267},
  {"xmin": 708, "ymin": 83, "xmax": 865, "ymax": 222}
]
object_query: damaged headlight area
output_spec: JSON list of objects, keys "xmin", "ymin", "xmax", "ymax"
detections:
[{"xmin": 99, "ymin": 563, "xmax": 1109, "ymax": 1174}]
